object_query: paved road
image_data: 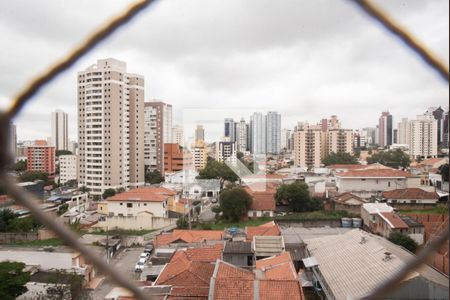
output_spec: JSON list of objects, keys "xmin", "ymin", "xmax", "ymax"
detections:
[{"xmin": 90, "ymin": 248, "xmax": 143, "ymax": 300}]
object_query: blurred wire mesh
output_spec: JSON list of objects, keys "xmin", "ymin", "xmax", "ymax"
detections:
[{"xmin": 0, "ymin": 0, "xmax": 447, "ymax": 299}]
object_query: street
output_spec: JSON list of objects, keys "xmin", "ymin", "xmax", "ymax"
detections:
[{"xmin": 90, "ymin": 248, "xmax": 143, "ymax": 300}]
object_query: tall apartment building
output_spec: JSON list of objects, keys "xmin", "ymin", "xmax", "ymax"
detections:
[
  {"xmin": 27, "ymin": 140, "xmax": 56, "ymax": 177},
  {"xmin": 378, "ymin": 111, "xmax": 393, "ymax": 148},
  {"xmin": 281, "ymin": 129, "xmax": 291, "ymax": 151},
  {"xmin": 9, "ymin": 122, "xmax": 17, "ymax": 157},
  {"xmin": 444, "ymin": 110, "xmax": 449, "ymax": 148},
  {"xmin": 408, "ymin": 115, "xmax": 438, "ymax": 159},
  {"xmin": 195, "ymin": 124, "xmax": 205, "ymax": 143},
  {"xmin": 362, "ymin": 127, "xmax": 376, "ymax": 146},
  {"xmin": 250, "ymin": 113, "xmax": 266, "ymax": 154},
  {"xmin": 397, "ymin": 118, "xmax": 410, "ymax": 145},
  {"xmin": 172, "ymin": 125, "xmax": 184, "ymax": 146},
  {"xmin": 425, "ymin": 106, "xmax": 446, "ymax": 147},
  {"xmin": 293, "ymin": 125, "xmax": 325, "ymax": 169},
  {"xmin": 59, "ymin": 155, "xmax": 77, "ymax": 184},
  {"xmin": 266, "ymin": 111, "xmax": 281, "ymax": 154},
  {"xmin": 327, "ymin": 129, "xmax": 353, "ymax": 154},
  {"xmin": 77, "ymin": 58, "xmax": 144, "ymax": 196},
  {"xmin": 144, "ymin": 101, "xmax": 172, "ymax": 173},
  {"xmin": 164, "ymin": 143, "xmax": 193, "ymax": 173},
  {"xmin": 224, "ymin": 118, "xmax": 235, "ymax": 142},
  {"xmin": 192, "ymin": 140, "xmax": 207, "ymax": 170},
  {"xmin": 235, "ymin": 118, "xmax": 247, "ymax": 153},
  {"xmin": 51, "ymin": 109, "xmax": 69, "ymax": 151},
  {"xmin": 216, "ymin": 141, "xmax": 237, "ymax": 164}
]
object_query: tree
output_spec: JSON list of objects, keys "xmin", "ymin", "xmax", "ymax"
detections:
[
  {"xmin": 218, "ymin": 187, "xmax": 252, "ymax": 221},
  {"xmin": 0, "ymin": 261, "xmax": 30, "ymax": 300},
  {"xmin": 145, "ymin": 170, "xmax": 164, "ymax": 184},
  {"xmin": 388, "ymin": 232, "xmax": 418, "ymax": 252},
  {"xmin": 7, "ymin": 160, "xmax": 27, "ymax": 172},
  {"xmin": 322, "ymin": 152, "xmax": 359, "ymax": 166},
  {"xmin": 176, "ymin": 216, "xmax": 188, "ymax": 229},
  {"xmin": 34, "ymin": 270, "xmax": 89, "ymax": 300},
  {"xmin": 79, "ymin": 186, "xmax": 89, "ymax": 193},
  {"xmin": 19, "ymin": 171, "xmax": 48, "ymax": 183},
  {"xmin": 275, "ymin": 182, "xmax": 321, "ymax": 212},
  {"xmin": 102, "ymin": 188, "xmax": 116, "ymax": 199},
  {"xmin": 57, "ymin": 203, "xmax": 69, "ymax": 216},
  {"xmin": 367, "ymin": 149, "xmax": 411, "ymax": 169},
  {"xmin": 439, "ymin": 164, "xmax": 449, "ymax": 182},
  {"xmin": 0, "ymin": 209, "xmax": 40, "ymax": 232},
  {"xmin": 198, "ymin": 159, "xmax": 238, "ymax": 189}
]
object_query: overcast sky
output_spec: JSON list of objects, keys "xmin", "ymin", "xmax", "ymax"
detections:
[{"xmin": 0, "ymin": 0, "xmax": 448, "ymax": 143}]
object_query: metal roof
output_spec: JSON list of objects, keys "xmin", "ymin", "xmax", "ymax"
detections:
[{"xmin": 305, "ymin": 229, "xmax": 449, "ymax": 300}]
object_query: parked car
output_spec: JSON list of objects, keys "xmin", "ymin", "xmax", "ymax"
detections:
[
  {"xmin": 134, "ymin": 258, "xmax": 147, "ymax": 272},
  {"xmin": 144, "ymin": 244, "xmax": 154, "ymax": 254},
  {"xmin": 140, "ymin": 252, "xmax": 150, "ymax": 262}
]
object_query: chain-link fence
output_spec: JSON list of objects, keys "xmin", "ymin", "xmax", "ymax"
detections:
[{"xmin": 0, "ymin": 0, "xmax": 447, "ymax": 299}]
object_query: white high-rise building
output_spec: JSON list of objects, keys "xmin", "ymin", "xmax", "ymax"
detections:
[
  {"xmin": 195, "ymin": 125, "xmax": 205, "ymax": 143},
  {"xmin": 397, "ymin": 118, "xmax": 410, "ymax": 145},
  {"xmin": 408, "ymin": 115, "xmax": 438, "ymax": 159},
  {"xmin": 9, "ymin": 123, "xmax": 17, "ymax": 157},
  {"xmin": 216, "ymin": 141, "xmax": 237, "ymax": 164},
  {"xmin": 77, "ymin": 58, "xmax": 145, "ymax": 196},
  {"xmin": 250, "ymin": 112, "xmax": 266, "ymax": 154},
  {"xmin": 144, "ymin": 101, "xmax": 172, "ymax": 173},
  {"xmin": 51, "ymin": 109, "xmax": 69, "ymax": 151},
  {"xmin": 266, "ymin": 111, "xmax": 281, "ymax": 154},
  {"xmin": 59, "ymin": 155, "xmax": 77, "ymax": 184},
  {"xmin": 172, "ymin": 125, "xmax": 184, "ymax": 146},
  {"xmin": 235, "ymin": 118, "xmax": 247, "ymax": 153}
]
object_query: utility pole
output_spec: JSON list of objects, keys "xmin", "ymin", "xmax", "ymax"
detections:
[{"xmin": 106, "ymin": 226, "xmax": 109, "ymax": 264}]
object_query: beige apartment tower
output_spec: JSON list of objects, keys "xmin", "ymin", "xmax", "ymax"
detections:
[
  {"xmin": 77, "ymin": 58, "xmax": 145, "ymax": 196},
  {"xmin": 293, "ymin": 125, "xmax": 325, "ymax": 169},
  {"xmin": 327, "ymin": 129, "xmax": 353, "ymax": 155}
]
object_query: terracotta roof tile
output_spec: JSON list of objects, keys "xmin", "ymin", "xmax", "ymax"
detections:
[
  {"xmin": 379, "ymin": 212, "xmax": 409, "ymax": 229},
  {"xmin": 259, "ymin": 280, "xmax": 303, "ymax": 300},
  {"xmin": 107, "ymin": 187, "xmax": 176, "ymax": 202},
  {"xmin": 154, "ymin": 230, "xmax": 224, "ymax": 247},
  {"xmin": 382, "ymin": 188, "xmax": 439, "ymax": 200},
  {"xmin": 213, "ymin": 278, "xmax": 254, "ymax": 300},
  {"xmin": 337, "ymin": 169, "xmax": 415, "ymax": 178},
  {"xmin": 246, "ymin": 221, "xmax": 281, "ymax": 241},
  {"xmin": 256, "ymin": 251, "xmax": 292, "ymax": 269},
  {"xmin": 216, "ymin": 260, "xmax": 254, "ymax": 280}
]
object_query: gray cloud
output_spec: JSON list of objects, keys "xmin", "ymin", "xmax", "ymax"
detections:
[{"xmin": 0, "ymin": 0, "xmax": 448, "ymax": 142}]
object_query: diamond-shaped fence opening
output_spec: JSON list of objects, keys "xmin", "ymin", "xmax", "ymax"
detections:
[{"xmin": 0, "ymin": 1, "xmax": 447, "ymax": 299}]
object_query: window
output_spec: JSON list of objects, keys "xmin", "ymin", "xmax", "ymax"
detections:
[{"xmin": 127, "ymin": 203, "xmax": 133, "ymax": 208}]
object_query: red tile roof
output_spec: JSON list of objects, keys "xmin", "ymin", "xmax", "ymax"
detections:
[
  {"xmin": 183, "ymin": 244, "xmax": 224, "ymax": 262},
  {"xmin": 382, "ymin": 188, "xmax": 439, "ymax": 200},
  {"xmin": 256, "ymin": 251, "xmax": 292, "ymax": 269},
  {"xmin": 107, "ymin": 187, "xmax": 176, "ymax": 202},
  {"xmin": 379, "ymin": 212, "xmax": 408, "ymax": 229},
  {"xmin": 327, "ymin": 164, "xmax": 364, "ymax": 169},
  {"xmin": 337, "ymin": 169, "xmax": 415, "ymax": 178},
  {"xmin": 256, "ymin": 252, "xmax": 297, "ymax": 280},
  {"xmin": 244, "ymin": 186, "xmax": 276, "ymax": 211},
  {"xmin": 210, "ymin": 260, "xmax": 304, "ymax": 300},
  {"xmin": 246, "ymin": 221, "xmax": 281, "ymax": 241},
  {"xmin": 333, "ymin": 192, "xmax": 365, "ymax": 205},
  {"xmin": 154, "ymin": 229, "xmax": 224, "ymax": 247},
  {"xmin": 259, "ymin": 280, "xmax": 304, "ymax": 300}
]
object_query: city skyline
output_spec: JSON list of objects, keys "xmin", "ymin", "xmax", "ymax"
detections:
[{"xmin": 0, "ymin": 1, "xmax": 448, "ymax": 141}]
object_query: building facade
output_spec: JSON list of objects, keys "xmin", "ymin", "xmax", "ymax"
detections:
[
  {"xmin": 216, "ymin": 141, "xmax": 237, "ymax": 164},
  {"xmin": 250, "ymin": 112, "xmax": 266, "ymax": 154},
  {"xmin": 265, "ymin": 111, "xmax": 281, "ymax": 154},
  {"xmin": 326, "ymin": 129, "xmax": 353, "ymax": 155},
  {"xmin": 77, "ymin": 58, "xmax": 145, "ymax": 195},
  {"xmin": 235, "ymin": 118, "xmax": 247, "ymax": 153},
  {"xmin": 224, "ymin": 118, "xmax": 235, "ymax": 142},
  {"xmin": 172, "ymin": 125, "xmax": 184, "ymax": 145},
  {"xmin": 378, "ymin": 111, "xmax": 393, "ymax": 148},
  {"xmin": 59, "ymin": 155, "xmax": 77, "ymax": 184},
  {"xmin": 195, "ymin": 124, "xmax": 205, "ymax": 143},
  {"xmin": 293, "ymin": 125, "xmax": 324, "ymax": 169},
  {"xmin": 9, "ymin": 122, "xmax": 16, "ymax": 158},
  {"xmin": 144, "ymin": 101, "xmax": 172, "ymax": 173},
  {"xmin": 27, "ymin": 140, "xmax": 56, "ymax": 177},
  {"xmin": 51, "ymin": 109, "xmax": 69, "ymax": 151},
  {"xmin": 408, "ymin": 115, "xmax": 438, "ymax": 159},
  {"xmin": 164, "ymin": 143, "xmax": 193, "ymax": 174},
  {"xmin": 192, "ymin": 140, "xmax": 208, "ymax": 170}
]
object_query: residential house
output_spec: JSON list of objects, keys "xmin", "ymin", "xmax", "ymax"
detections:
[
  {"xmin": 360, "ymin": 203, "xmax": 394, "ymax": 232},
  {"xmin": 153, "ymin": 229, "xmax": 224, "ymax": 247},
  {"xmin": 222, "ymin": 241, "xmax": 254, "ymax": 268},
  {"xmin": 154, "ymin": 244, "xmax": 223, "ymax": 299},
  {"xmin": 245, "ymin": 184, "xmax": 277, "ymax": 218},
  {"xmin": 209, "ymin": 252, "xmax": 304, "ymax": 300},
  {"xmin": 304, "ymin": 229, "xmax": 448, "ymax": 299},
  {"xmin": 332, "ymin": 192, "xmax": 367, "ymax": 215},
  {"xmin": 374, "ymin": 211, "xmax": 409, "ymax": 238},
  {"xmin": 382, "ymin": 188, "xmax": 440, "ymax": 209},
  {"xmin": 94, "ymin": 187, "xmax": 177, "ymax": 230},
  {"xmin": 246, "ymin": 221, "xmax": 281, "ymax": 241},
  {"xmin": 336, "ymin": 168, "xmax": 420, "ymax": 199}
]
